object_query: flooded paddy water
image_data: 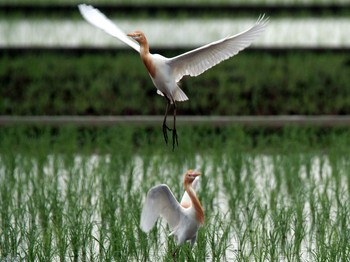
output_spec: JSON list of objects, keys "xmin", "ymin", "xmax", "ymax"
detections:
[{"xmin": 1, "ymin": 127, "xmax": 349, "ymax": 261}]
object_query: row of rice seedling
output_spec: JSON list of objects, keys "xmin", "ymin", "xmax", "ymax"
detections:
[
  {"xmin": 0, "ymin": 126, "xmax": 349, "ymax": 261},
  {"xmin": 1, "ymin": 17, "xmax": 349, "ymax": 48}
]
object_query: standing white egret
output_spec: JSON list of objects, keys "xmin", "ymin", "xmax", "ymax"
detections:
[
  {"xmin": 78, "ymin": 4, "xmax": 269, "ymax": 149},
  {"xmin": 140, "ymin": 170, "xmax": 203, "ymax": 255}
]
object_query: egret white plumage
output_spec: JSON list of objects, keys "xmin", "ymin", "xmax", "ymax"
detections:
[
  {"xmin": 78, "ymin": 4, "xmax": 269, "ymax": 149},
  {"xmin": 140, "ymin": 170, "xmax": 203, "ymax": 255}
]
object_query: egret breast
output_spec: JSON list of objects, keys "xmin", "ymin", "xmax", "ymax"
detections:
[{"xmin": 142, "ymin": 55, "xmax": 156, "ymax": 78}]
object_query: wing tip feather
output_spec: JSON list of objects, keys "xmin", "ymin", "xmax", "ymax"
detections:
[
  {"xmin": 77, "ymin": 3, "xmax": 92, "ymax": 15},
  {"xmin": 140, "ymin": 200, "xmax": 157, "ymax": 233},
  {"xmin": 140, "ymin": 219, "xmax": 153, "ymax": 233},
  {"xmin": 256, "ymin": 13, "xmax": 270, "ymax": 28}
]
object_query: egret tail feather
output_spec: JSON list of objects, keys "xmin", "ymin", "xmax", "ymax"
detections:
[{"xmin": 174, "ymin": 86, "xmax": 188, "ymax": 102}]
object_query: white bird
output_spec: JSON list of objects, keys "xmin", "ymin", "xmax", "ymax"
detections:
[
  {"xmin": 140, "ymin": 170, "xmax": 203, "ymax": 253},
  {"xmin": 78, "ymin": 4, "xmax": 269, "ymax": 149}
]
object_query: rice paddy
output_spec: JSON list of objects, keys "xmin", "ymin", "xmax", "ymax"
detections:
[
  {"xmin": 1, "ymin": 18, "xmax": 350, "ymax": 48},
  {"xmin": 1, "ymin": 0, "xmax": 349, "ymax": 260},
  {"xmin": 1, "ymin": 126, "xmax": 349, "ymax": 261}
]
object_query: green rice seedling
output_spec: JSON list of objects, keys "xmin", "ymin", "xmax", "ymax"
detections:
[
  {"xmin": 0, "ymin": 126, "xmax": 350, "ymax": 260},
  {"xmin": 206, "ymin": 214, "xmax": 231, "ymax": 262}
]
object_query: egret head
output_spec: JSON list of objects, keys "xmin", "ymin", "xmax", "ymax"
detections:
[
  {"xmin": 127, "ymin": 31, "xmax": 146, "ymax": 44},
  {"xmin": 184, "ymin": 169, "xmax": 201, "ymax": 184}
]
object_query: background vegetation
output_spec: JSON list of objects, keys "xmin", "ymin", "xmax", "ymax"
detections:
[
  {"xmin": 1, "ymin": 1, "xmax": 350, "ymax": 116},
  {"xmin": 1, "ymin": 50, "xmax": 350, "ymax": 116}
]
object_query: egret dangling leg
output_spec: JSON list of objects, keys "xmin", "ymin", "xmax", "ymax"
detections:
[
  {"xmin": 162, "ymin": 99, "xmax": 172, "ymax": 145},
  {"xmin": 172, "ymin": 102, "xmax": 178, "ymax": 150},
  {"xmin": 163, "ymin": 98, "xmax": 178, "ymax": 150}
]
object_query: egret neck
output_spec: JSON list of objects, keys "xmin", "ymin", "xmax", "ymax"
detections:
[
  {"xmin": 184, "ymin": 177, "xmax": 204, "ymax": 224},
  {"xmin": 128, "ymin": 31, "xmax": 156, "ymax": 78}
]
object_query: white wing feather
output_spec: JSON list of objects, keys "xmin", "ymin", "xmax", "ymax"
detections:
[
  {"xmin": 140, "ymin": 184, "xmax": 182, "ymax": 232},
  {"xmin": 180, "ymin": 176, "xmax": 200, "ymax": 206},
  {"xmin": 78, "ymin": 4, "xmax": 140, "ymax": 53},
  {"xmin": 168, "ymin": 15, "xmax": 269, "ymax": 82}
]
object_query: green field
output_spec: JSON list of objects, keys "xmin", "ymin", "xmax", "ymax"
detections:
[
  {"xmin": 2, "ymin": 50, "xmax": 350, "ymax": 116},
  {"xmin": 1, "ymin": 126, "xmax": 349, "ymax": 261}
]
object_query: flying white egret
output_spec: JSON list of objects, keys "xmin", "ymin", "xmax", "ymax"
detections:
[
  {"xmin": 78, "ymin": 4, "xmax": 269, "ymax": 149},
  {"xmin": 140, "ymin": 170, "xmax": 203, "ymax": 255}
]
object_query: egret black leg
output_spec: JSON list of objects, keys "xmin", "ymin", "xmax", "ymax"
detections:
[
  {"xmin": 172, "ymin": 102, "xmax": 178, "ymax": 150},
  {"xmin": 162, "ymin": 99, "xmax": 172, "ymax": 144}
]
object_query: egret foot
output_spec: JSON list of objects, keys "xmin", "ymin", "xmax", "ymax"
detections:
[
  {"xmin": 172, "ymin": 128, "xmax": 178, "ymax": 151},
  {"xmin": 163, "ymin": 123, "xmax": 173, "ymax": 145}
]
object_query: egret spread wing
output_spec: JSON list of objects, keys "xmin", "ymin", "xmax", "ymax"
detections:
[
  {"xmin": 78, "ymin": 4, "xmax": 140, "ymax": 52},
  {"xmin": 180, "ymin": 176, "xmax": 200, "ymax": 207},
  {"xmin": 140, "ymin": 184, "xmax": 182, "ymax": 232},
  {"xmin": 168, "ymin": 15, "xmax": 269, "ymax": 82}
]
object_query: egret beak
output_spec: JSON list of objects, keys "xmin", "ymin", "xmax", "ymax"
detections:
[
  {"xmin": 188, "ymin": 169, "xmax": 201, "ymax": 178},
  {"xmin": 127, "ymin": 33, "xmax": 136, "ymax": 39}
]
